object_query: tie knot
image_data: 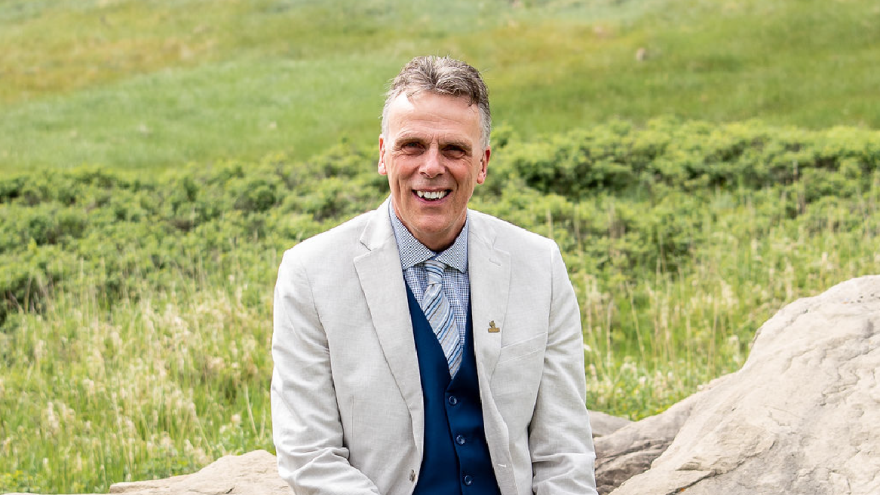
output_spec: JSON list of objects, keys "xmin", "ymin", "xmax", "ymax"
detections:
[{"xmin": 423, "ymin": 259, "xmax": 446, "ymax": 284}]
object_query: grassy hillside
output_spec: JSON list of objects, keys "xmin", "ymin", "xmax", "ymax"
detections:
[{"xmin": 1, "ymin": 0, "xmax": 878, "ymax": 172}]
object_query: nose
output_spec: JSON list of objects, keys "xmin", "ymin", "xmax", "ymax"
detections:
[{"xmin": 419, "ymin": 145, "xmax": 444, "ymax": 178}]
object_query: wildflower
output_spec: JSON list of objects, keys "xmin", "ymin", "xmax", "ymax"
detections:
[
  {"xmin": 82, "ymin": 378, "xmax": 96, "ymax": 397},
  {"xmin": 44, "ymin": 402, "xmax": 61, "ymax": 436},
  {"xmin": 34, "ymin": 340, "xmax": 46, "ymax": 361}
]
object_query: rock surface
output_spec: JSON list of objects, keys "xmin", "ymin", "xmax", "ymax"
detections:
[
  {"xmin": 589, "ymin": 410, "xmax": 633, "ymax": 438},
  {"xmin": 6, "ymin": 276, "xmax": 879, "ymax": 495},
  {"xmin": 594, "ymin": 388, "xmax": 699, "ymax": 494},
  {"xmin": 107, "ymin": 450, "xmax": 287, "ymax": 495},
  {"xmin": 608, "ymin": 275, "xmax": 880, "ymax": 495},
  {"xmin": 3, "ymin": 451, "xmax": 287, "ymax": 495}
]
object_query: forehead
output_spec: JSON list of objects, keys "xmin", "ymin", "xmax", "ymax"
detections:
[{"xmin": 385, "ymin": 92, "xmax": 481, "ymax": 141}]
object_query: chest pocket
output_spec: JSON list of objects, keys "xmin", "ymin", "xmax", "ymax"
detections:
[{"xmin": 491, "ymin": 333, "xmax": 546, "ymax": 400}]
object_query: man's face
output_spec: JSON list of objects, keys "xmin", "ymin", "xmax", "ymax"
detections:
[{"xmin": 379, "ymin": 92, "xmax": 490, "ymax": 252}]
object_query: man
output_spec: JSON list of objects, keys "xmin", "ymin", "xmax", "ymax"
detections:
[{"xmin": 271, "ymin": 56, "xmax": 597, "ymax": 495}]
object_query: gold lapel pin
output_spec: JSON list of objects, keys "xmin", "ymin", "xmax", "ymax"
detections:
[{"xmin": 488, "ymin": 321, "xmax": 500, "ymax": 333}]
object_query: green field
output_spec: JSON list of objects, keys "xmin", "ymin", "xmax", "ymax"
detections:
[
  {"xmin": 2, "ymin": 0, "xmax": 880, "ymax": 493},
  {"xmin": 1, "ymin": 0, "xmax": 879, "ymax": 172}
]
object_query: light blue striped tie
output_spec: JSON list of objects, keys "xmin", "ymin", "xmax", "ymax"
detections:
[{"xmin": 421, "ymin": 260, "xmax": 462, "ymax": 377}]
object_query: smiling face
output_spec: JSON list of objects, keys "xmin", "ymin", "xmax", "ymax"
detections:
[{"xmin": 379, "ymin": 91, "xmax": 490, "ymax": 251}]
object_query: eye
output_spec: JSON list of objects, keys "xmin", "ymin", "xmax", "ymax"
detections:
[
  {"xmin": 400, "ymin": 141, "xmax": 423, "ymax": 152},
  {"xmin": 443, "ymin": 145, "xmax": 466, "ymax": 159}
]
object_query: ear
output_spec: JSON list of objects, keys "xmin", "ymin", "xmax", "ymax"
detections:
[
  {"xmin": 476, "ymin": 146, "xmax": 490, "ymax": 184},
  {"xmin": 378, "ymin": 135, "xmax": 388, "ymax": 176}
]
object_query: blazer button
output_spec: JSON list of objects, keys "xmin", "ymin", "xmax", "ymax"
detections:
[
  {"xmin": 409, "ymin": 469, "xmax": 416, "ymax": 482},
  {"xmin": 448, "ymin": 395, "xmax": 458, "ymax": 406},
  {"xmin": 455, "ymin": 434, "xmax": 466, "ymax": 445},
  {"xmin": 463, "ymin": 474, "xmax": 473, "ymax": 486}
]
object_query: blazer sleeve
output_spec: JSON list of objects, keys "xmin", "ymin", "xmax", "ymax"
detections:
[
  {"xmin": 271, "ymin": 249, "xmax": 382, "ymax": 495},
  {"xmin": 528, "ymin": 244, "xmax": 598, "ymax": 495}
]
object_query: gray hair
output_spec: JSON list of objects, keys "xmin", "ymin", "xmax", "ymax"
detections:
[{"xmin": 381, "ymin": 56, "xmax": 491, "ymax": 148}]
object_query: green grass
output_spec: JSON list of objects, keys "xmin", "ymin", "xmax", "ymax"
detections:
[
  {"xmin": 1, "ymin": 269, "xmax": 274, "ymax": 493},
  {"xmin": 1, "ymin": 0, "xmax": 879, "ymax": 173},
  {"xmin": 0, "ymin": 56, "xmax": 394, "ymax": 169}
]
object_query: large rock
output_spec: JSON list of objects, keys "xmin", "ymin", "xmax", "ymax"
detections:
[
  {"xmin": 106, "ymin": 450, "xmax": 287, "ymax": 495},
  {"xmin": 594, "ymin": 388, "xmax": 699, "ymax": 493},
  {"xmin": 589, "ymin": 410, "xmax": 633, "ymax": 438},
  {"xmin": 607, "ymin": 275, "xmax": 880, "ymax": 495},
  {"xmin": 3, "ymin": 451, "xmax": 288, "ymax": 495}
]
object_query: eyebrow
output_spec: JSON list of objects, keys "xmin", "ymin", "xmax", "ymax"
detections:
[{"xmin": 395, "ymin": 134, "xmax": 473, "ymax": 152}]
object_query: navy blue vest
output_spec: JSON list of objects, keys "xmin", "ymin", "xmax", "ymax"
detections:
[{"xmin": 405, "ymin": 284, "xmax": 501, "ymax": 495}]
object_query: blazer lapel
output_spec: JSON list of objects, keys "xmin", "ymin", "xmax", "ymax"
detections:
[
  {"xmin": 353, "ymin": 200, "xmax": 425, "ymax": 456},
  {"xmin": 468, "ymin": 211, "xmax": 511, "ymax": 381}
]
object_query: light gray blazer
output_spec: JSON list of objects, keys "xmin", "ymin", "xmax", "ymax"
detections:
[{"xmin": 271, "ymin": 199, "xmax": 597, "ymax": 495}]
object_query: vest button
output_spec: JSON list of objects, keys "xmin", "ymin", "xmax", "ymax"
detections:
[
  {"xmin": 448, "ymin": 395, "xmax": 458, "ymax": 406},
  {"xmin": 463, "ymin": 474, "xmax": 473, "ymax": 486},
  {"xmin": 455, "ymin": 434, "xmax": 466, "ymax": 445}
]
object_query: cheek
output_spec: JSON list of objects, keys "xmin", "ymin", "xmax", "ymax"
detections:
[{"xmin": 391, "ymin": 161, "xmax": 419, "ymax": 180}]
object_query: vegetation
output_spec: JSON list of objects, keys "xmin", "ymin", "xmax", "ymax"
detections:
[
  {"xmin": 2, "ymin": 119, "xmax": 879, "ymax": 492},
  {"xmin": 1, "ymin": 0, "xmax": 879, "ymax": 172}
]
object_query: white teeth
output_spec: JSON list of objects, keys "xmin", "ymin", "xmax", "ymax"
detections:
[{"xmin": 416, "ymin": 190, "xmax": 448, "ymax": 200}]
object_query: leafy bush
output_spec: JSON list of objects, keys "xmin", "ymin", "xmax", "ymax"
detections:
[{"xmin": 2, "ymin": 117, "xmax": 878, "ymax": 336}]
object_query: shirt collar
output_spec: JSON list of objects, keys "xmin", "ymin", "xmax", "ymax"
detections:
[{"xmin": 388, "ymin": 201, "xmax": 468, "ymax": 273}]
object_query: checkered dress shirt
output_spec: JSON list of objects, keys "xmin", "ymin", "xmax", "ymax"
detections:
[{"xmin": 389, "ymin": 202, "xmax": 470, "ymax": 345}]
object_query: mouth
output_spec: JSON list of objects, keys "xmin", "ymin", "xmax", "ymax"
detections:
[{"xmin": 415, "ymin": 190, "xmax": 450, "ymax": 201}]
